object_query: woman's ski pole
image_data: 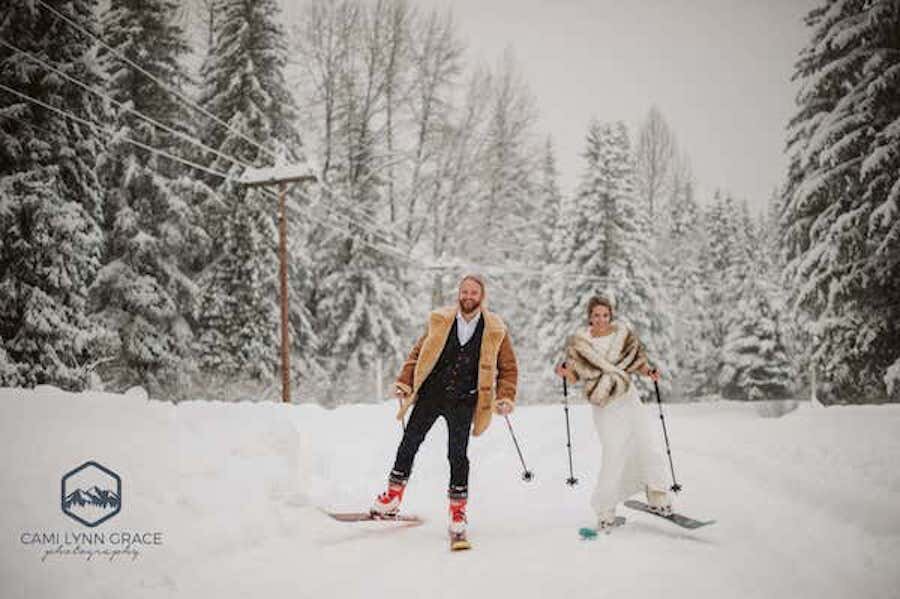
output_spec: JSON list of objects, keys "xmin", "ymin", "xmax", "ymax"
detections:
[
  {"xmin": 503, "ymin": 414, "xmax": 534, "ymax": 482},
  {"xmin": 654, "ymin": 380, "xmax": 682, "ymax": 493},
  {"xmin": 562, "ymin": 377, "xmax": 578, "ymax": 486}
]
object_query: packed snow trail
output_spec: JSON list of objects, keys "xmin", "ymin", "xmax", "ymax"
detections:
[{"xmin": 1, "ymin": 387, "xmax": 898, "ymax": 599}]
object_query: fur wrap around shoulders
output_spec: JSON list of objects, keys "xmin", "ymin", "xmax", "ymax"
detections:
[{"xmin": 565, "ymin": 324, "xmax": 649, "ymax": 407}]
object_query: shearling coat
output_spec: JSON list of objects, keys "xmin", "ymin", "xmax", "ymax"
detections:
[{"xmin": 394, "ymin": 306, "xmax": 518, "ymax": 436}]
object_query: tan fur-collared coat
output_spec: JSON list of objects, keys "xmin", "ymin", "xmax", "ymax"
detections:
[{"xmin": 394, "ymin": 306, "xmax": 518, "ymax": 436}]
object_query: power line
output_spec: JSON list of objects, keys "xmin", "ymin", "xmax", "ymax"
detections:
[
  {"xmin": 33, "ymin": 0, "xmax": 411, "ymax": 252},
  {"xmin": 1, "ymin": 88, "xmax": 606, "ymax": 283},
  {"xmin": 0, "ymin": 37, "xmax": 408, "ymax": 249},
  {"xmin": 434, "ymin": 259, "xmax": 612, "ymax": 285},
  {"xmin": 284, "ymin": 199, "xmax": 431, "ymax": 269},
  {"xmin": 0, "ymin": 37, "xmax": 255, "ymax": 171},
  {"xmin": 0, "ymin": 82, "xmax": 235, "ymax": 182},
  {"xmin": 275, "ymin": 184, "xmax": 410, "ymax": 250},
  {"xmin": 5, "ymin": 14, "xmax": 591, "ymax": 282},
  {"xmin": 1, "ymin": 111, "xmax": 59, "ymax": 141},
  {"xmin": 0, "ymin": 81, "xmax": 420, "ymax": 265},
  {"xmin": 33, "ymin": 0, "xmax": 274, "ymax": 161}
]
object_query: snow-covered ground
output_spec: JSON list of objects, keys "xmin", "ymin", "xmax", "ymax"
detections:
[{"xmin": 1, "ymin": 387, "xmax": 898, "ymax": 599}]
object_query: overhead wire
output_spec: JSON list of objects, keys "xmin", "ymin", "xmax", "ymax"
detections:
[
  {"xmin": 9, "ymin": 7, "xmax": 603, "ymax": 285},
  {"xmin": 0, "ymin": 36, "xmax": 408, "ymax": 250},
  {"xmin": 1, "ymin": 81, "xmax": 606, "ymax": 284},
  {"xmin": 33, "ymin": 0, "xmax": 411, "ymax": 252},
  {"xmin": 0, "ymin": 81, "xmax": 425, "ymax": 266}
]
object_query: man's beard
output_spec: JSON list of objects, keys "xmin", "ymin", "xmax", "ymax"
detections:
[{"xmin": 459, "ymin": 298, "xmax": 480, "ymax": 314}]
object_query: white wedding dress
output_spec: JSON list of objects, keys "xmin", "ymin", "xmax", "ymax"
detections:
[{"xmin": 586, "ymin": 329, "xmax": 671, "ymax": 522}]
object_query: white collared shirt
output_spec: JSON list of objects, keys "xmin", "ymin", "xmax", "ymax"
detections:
[{"xmin": 456, "ymin": 311, "xmax": 482, "ymax": 346}]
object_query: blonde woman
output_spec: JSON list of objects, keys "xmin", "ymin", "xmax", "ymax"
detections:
[{"xmin": 555, "ymin": 295, "xmax": 672, "ymax": 530}]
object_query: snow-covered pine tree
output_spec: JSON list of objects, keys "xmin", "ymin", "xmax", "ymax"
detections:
[
  {"xmin": 699, "ymin": 194, "xmax": 794, "ymax": 401},
  {"xmin": 719, "ymin": 206, "xmax": 795, "ymax": 401},
  {"xmin": 534, "ymin": 121, "xmax": 611, "ymax": 375},
  {"xmin": 310, "ymin": 6, "xmax": 414, "ymax": 404},
  {"xmin": 532, "ymin": 181, "xmax": 580, "ymax": 388},
  {"xmin": 313, "ymin": 182, "xmax": 412, "ymax": 405},
  {"xmin": 659, "ymin": 179, "xmax": 708, "ymax": 399},
  {"xmin": 197, "ymin": 199, "xmax": 278, "ymax": 381},
  {"xmin": 91, "ymin": 0, "xmax": 206, "ymax": 397},
  {"xmin": 762, "ymin": 189, "xmax": 785, "ymax": 277},
  {"xmin": 600, "ymin": 123, "xmax": 674, "ymax": 392},
  {"xmin": 472, "ymin": 50, "xmax": 540, "ymax": 328},
  {"xmin": 0, "ymin": 0, "xmax": 112, "ymax": 389},
  {"xmin": 196, "ymin": 0, "xmax": 318, "ymax": 395},
  {"xmin": 534, "ymin": 121, "xmax": 672, "ymax": 389},
  {"xmin": 516, "ymin": 137, "xmax": 565, "ymax": 399},
  {"xmin": 783, "ymin": 0, "xmax": 900, "ymax": 403},
  {"xmin": 718, "ymin": 275, "xmax": 794, "ymax": 401},
  {"xmin": 722, "ymin": 201, "xmax": 760, "ymax": 312},
  {"xmin": 694, "ymin": 191, "xmax": 739, "ymax": 395},
  {"xmin": 536, "ymin": 137, "xmax": 563, "ymax": 264},
  {"xmin": 763, "ymin": 189, "xmax": 804, "ymax": 395}
]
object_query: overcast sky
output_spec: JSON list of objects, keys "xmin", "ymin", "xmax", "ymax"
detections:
[{"xmin": 414, "ymin": 0, "xmax": 818, "ymax": 213}]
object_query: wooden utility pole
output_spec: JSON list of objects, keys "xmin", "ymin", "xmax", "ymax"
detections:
[
  {"xmin": 240, "ymin": 164, "xmax": 316, "ymax": 403},
  {"xmin": 277, "ymin": 182, "xmax": 290, "ymax": 403}
]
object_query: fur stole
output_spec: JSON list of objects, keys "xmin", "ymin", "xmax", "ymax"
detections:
[{"xmin": 566, "ymin": 324, "xmax": 648, "ymax": 407}]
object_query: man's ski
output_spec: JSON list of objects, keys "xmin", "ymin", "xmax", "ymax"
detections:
[
  {"xmin": 578, "ymin": 516, "xmax": 626, "ymax": 539},
  {"xmin": 623, "ymin": 500, "xmax": 715, "ymax": 530},
  {"xmin": 450, "ymin": 531, "xmax": 471, "ymax": 551},
  {"xmin": 326, "ymin": 511, "xmax": 423, "ymax": 525}
]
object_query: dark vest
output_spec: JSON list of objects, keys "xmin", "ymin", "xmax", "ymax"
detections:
[{"xmin": 419, "ymin": 315, "xmax": 485, "ymax": 401}]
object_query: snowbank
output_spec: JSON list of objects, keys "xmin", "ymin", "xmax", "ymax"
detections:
[
  {"xmin": 1, "ymin": 388, "xmax": 899, "ymax": 599},
  {"xmin": 0, "ymin": 386, "xmax": 313, "ymax": 598}
]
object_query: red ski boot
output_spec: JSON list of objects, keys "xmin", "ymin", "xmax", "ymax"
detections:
[
  {"xmin": 370, "ymin": 482, "xmax": 405, "ymax": 518},
  {"xmin": 449, "ymin": 498, "xmax": 471, "ymax": 551}
]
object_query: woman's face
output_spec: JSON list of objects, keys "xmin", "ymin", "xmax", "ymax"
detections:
[{"xmin": 590, "ymin": 304, "xmax": 612, "ymax": 328}]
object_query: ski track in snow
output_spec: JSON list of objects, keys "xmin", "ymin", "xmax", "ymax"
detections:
[{"xmin": 1, "ymin": 387, "xmax": 899, "ymax": 599}]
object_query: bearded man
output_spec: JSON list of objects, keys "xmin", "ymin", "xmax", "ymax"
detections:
[{"xmin": 370, "ymin": 274, "xmax": 518, "ymax": 543}]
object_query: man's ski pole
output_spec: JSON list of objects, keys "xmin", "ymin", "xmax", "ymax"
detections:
[
  {"xmin": 562, "ymin": 377, "xmax": 578, "ymax": 486},
  {"xmin": 503, "ymin": 414, "xmax": 534, "ymax": 482},
  {"xmin": 396, "ymin": 394, "xmax": 406, "ymax": 433},
  {"xmin": 654, "ymin": 379, "xmax": 682, "ymax": 493}
]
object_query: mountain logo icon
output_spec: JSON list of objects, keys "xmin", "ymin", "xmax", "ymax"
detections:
[{"xmin": 61, "ymin": 461, "xmax": 121, "ymax": 527}]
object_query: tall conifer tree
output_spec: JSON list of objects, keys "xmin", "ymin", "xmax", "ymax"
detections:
[
  {"xmin": 0, "ymin": 0, "xmax": 111, "ymax": 389},
  {"xmin": 196, "ymin": 0, "xmax": 318, "ymax": 390},
  {"xmin": 92, "ymin": 0, "xmax": 206, "ymax": 396},
  {"xmin": 783, "ymin": 0, "xmax": 900, "ymax": 403}
]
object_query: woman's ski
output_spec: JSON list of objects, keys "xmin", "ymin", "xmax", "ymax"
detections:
[{"xmin": 624, "ymin": 500, "xmax": 715, "ymax": 529}]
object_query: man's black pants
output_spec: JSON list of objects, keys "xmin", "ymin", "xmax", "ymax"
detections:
[{"xmin": 389, "ymin": 390, "xmax": 476, "ymax": 499}]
